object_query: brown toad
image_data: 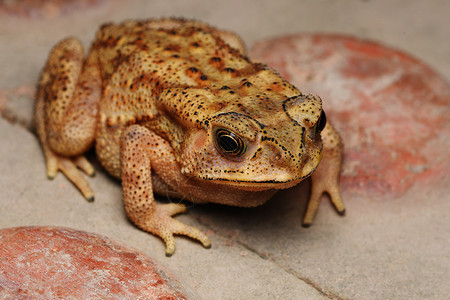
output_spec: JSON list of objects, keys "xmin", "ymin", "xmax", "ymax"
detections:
[{"xmin": 35, "ymin": 18, "xmax": 345, "ymax": 256}]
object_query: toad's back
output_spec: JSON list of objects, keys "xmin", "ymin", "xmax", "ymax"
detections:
[{"xmin": 92, "ymin": 19, "xmax": 253, "ymax": 87}]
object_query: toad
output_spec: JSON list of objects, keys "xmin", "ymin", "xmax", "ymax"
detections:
[{"xmin": 35, "ymin": 18, "xmax": 345, "ymax": 256}]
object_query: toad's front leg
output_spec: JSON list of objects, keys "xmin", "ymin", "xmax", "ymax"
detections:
[
  {"xmin": 302, "ymin": 122, "xmax": 346, "ymax": 226},
  {"xmin": 120, "ymin": 125, "xmax": 211, "ymax": 256}
]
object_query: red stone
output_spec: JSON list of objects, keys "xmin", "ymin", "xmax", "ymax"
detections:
[
  {"xmin": 251, "ymin": 34, "xmax": 450, "ymax": 197},
  {"xmin": 0, "ymin": 227, "xmax": 192, "ymax": 299},
  {"xmin": 0, "ymin": 0, "xmax": 104, "ymax": 18}
]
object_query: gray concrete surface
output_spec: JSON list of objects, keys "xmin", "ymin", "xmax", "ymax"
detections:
[{"xmin": 1, "ymin": 1, "xmax": 449, "ymax": 299}]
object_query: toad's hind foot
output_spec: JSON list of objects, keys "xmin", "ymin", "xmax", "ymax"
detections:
[
  {"xmin": 45, "ymin": 150, "xmax": 95, "ymax": 202},
  {"xmin": 136, "ymin": 203, "xmax": 211, "ymax": 257}
]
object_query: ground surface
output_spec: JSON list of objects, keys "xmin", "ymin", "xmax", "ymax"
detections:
[{"xmin": 0, "ymin": 1, "xmax": 449, "ymax": 299}]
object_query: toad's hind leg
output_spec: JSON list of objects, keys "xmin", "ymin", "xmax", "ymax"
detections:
[
  {"xmin": 120, "ymin": 125, "xmax": 211, "ymax": 256},
  {"xmin": 303, "ymin": 122, "xmax": 346, "ymax": 226},
  {"xmin": 35, "ymin": 38, "xmax": 101, "ymax": 201}
]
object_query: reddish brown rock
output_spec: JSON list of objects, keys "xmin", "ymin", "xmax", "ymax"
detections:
[
  {"xmin": 251, "ymin": 34, "xmax": 450, "ymax": 197},
  {"xmin": 0, "ymin": 227, "xmax": 194, "ymax": 299},
  {"xmin": 0, "ymin": 0, "xmax": 104, "ymax": 18}
]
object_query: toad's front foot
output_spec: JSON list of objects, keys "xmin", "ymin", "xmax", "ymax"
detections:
[
  {"xmin": 45, "ymin": 150, "xmax": 95, "ymax": 202},
  {"xmin": 135, "ymin": 202, "xmax": 211, "ymax": 257},
  {"xmin": 302, "ymin": 122, "xmax": 345, "ymax": 227},
  {"xmin": 302, "ymin": 171, "xmax": 346, "ymax": 227}
]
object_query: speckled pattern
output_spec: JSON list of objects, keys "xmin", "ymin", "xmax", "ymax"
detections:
[{"xmin": 35, "ymin": 19, "xmax": 345, "ymax": 256}]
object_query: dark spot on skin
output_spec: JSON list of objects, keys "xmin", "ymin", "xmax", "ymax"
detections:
[{"xmin": 200, "ymin": 75, "xmax": 208, "ymax": 81}]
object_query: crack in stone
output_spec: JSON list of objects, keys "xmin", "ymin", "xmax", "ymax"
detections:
[
  {"xmin": 192, "ymin": 215, "xmax": 346, "ymax": 300},
  {"xmin": 236, "ymin": 240, "xmax": 346, "ymax": 300}
]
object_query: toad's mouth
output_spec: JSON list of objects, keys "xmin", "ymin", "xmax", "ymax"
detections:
[
  {"xmin": 199, "ymin": 167, "xmax": 317, "ymax": 191},
  {"xmin": 217, "ymin": 178, "xmax": 305, "ymax": 191}
]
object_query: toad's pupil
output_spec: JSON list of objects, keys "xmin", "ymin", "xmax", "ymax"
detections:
[
  {"xmin": 215, "ymin": 129, "xmax": 246, "ymax": 156},
  {"xmin": 218, "ymin": 134, "xmax": 239, "ymax": 153}
]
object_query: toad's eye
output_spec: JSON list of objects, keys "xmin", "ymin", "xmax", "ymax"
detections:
[
  {"xmin": 215, "ymin": 128, "xmax": 246, "ymax": 156},
  {"xmin": 316, "ymin": 110, "xmax": 327, "ymax": 133}
]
